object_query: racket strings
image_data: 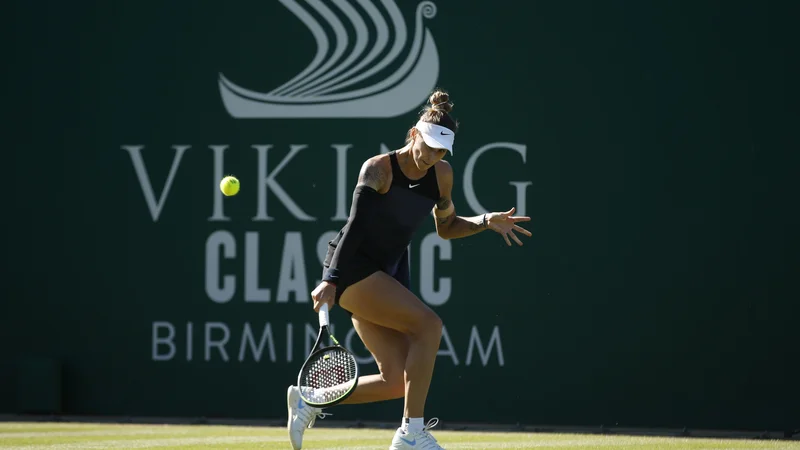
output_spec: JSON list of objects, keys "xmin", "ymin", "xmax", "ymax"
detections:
[{"xmin": 300, "ymin": 349, "xmax": 357, "ymax": 404}]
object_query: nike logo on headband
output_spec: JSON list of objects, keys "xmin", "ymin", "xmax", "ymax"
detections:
[{"xmin": 440, "ymin": 131, "xmax": 451, "ymax": 135}]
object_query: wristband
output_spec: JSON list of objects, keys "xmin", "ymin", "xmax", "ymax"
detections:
[{"xmin": 322, "ymin": 267, "xmax": 340, "ymax": 284}]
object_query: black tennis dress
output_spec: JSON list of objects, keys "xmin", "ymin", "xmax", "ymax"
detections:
[{"xmin": 322, "ymin": 151, "xmax": 440, "ymax": 311}]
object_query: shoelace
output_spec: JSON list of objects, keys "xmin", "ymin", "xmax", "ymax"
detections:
[
  {"xmin": 423, "ymin": 418, "xmax": 439, "ymax": 432},
  {"xmin": 303, "ymin": 409, "xmax": 333, "ymax": 429},
  {"xmin": 315, "ymin": 411, "xmax": 333, "ymax": 421},
  {"xmin": 419, "ymin": 418, "xmax": 442, "ymax": 449}
]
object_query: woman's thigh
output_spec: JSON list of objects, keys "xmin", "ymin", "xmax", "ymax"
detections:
[
  {"xmin": 351, "ymin": 315, "xmax": 409, "ymax": 380},
  {"xmin": 339, "ymin": 271, "xmax": 441, "ymax": 336}
]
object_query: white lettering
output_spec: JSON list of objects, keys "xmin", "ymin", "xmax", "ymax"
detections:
[
  {"xmin": 238, "ymin": 322, "xmax": 276, "ymax": 362},
  {"xmin": 437, "ymin": 325, "xmax": 459, "ymax": 365},
  {"xmin": 331, "ymin": 144, "xmax": 351, "ymax": 221},
  {"xmin": 466, "ymin": 326, "xmax": 505, "ymax": 367},
  {"xmin": 305, "ymin": 323, "xmax": 318, "ymax": 356},
  {"xmin": 205, "ymin": 231, "xmax": 236, "ymax": 303},
  {"xmin": 123, "ymin": 145, "xmax": 189, "ymax": 222},
  {"xmin": 277, "ymin": 232, "xmax": 309, "ymax": 303},
  {"xmin": 345, "ymin": 327, "xmax": 375, "ymax": 365},
  {"xmin": 463, "ymin": 142, "xmax": 529, "ymax": 216},
  {"xmin": 245, "ymin": 232, "xmax": 270, "ymax": 302},
  {"xmin": 286, "ymin": 323, "xmax": 294, "ymax": 363},
  {"xmin": 209, "ymin": 145, "xmax": 231, "ymax": 222},
  {"xmin": 152, "ymin": 321, "xmax": 176, "ymax": 361},
  {"xmin": 205, "ymin": 322, "xmax": 231, "ymax": 362},
  {"xmin": 186, "ymin": 322, "xmax": 193, "ymax": 361},
  {"xmin": 420, "ymin": 233, "xmax": 452, "ymax": 306},
  {"xmin": 508, "ymin": 181, "xmax": 533, "ymax": 217},
  {"xmin": 305, "ymin": 323, "xmax": 336, "ymax": 355},
  {"xmin": 149, "ymin": 321, "xmax": 506, "ymax": 366},
  {"xmin": 252, "ymin": 145, "xmax": 315, "ymax": 221}
]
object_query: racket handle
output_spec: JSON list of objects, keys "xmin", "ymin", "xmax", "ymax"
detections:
[{"xmin": 319, "ymin": 302, "xmax": 330, "ymax": 327}]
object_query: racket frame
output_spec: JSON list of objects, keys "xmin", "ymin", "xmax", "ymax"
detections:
[{"xmin": 296, "ymin": 303, "xmax": 360, "ymax": 408}]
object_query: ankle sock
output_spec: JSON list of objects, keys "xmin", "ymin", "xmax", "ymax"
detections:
[{"xmin": 403, "ymin": 417, "xmax": 424, "ymax": 434}]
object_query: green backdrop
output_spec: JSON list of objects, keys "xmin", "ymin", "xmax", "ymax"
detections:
[{"xmin": 2, "ymin": 0, "xmax": 798, "ymax": 432}]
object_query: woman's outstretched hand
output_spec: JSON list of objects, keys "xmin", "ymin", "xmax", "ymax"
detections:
[{"xmin": 486, "ymin": 207, "xmax": 532, "ymax": 246}]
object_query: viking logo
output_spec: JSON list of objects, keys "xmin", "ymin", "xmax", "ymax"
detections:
[{"xmin": 218, "ymin": 0, "xmax": 440, "ymax": 119}]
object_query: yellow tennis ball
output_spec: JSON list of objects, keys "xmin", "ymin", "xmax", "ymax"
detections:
[{"xmin": 219, "ymin": 176, "xmax": 240, "ymax": 196}]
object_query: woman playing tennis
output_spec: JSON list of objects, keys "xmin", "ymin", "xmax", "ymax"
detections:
[{"xmin": 287, "ymin": 90, "xmax": 532, "ymax": 449}]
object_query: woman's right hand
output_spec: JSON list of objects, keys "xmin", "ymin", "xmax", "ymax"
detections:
[{"xmin": 311, "ymin": 281, "xmax": 336, "ymax": 312}]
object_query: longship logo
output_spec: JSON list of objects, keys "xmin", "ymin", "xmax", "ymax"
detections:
[{"xmin": 218, "ymin": 0, "xmax": 440, "ymax": 119}]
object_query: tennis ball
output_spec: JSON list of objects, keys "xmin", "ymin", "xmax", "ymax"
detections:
[{"xmin": 219, "ymin": 176, "xmax": 240, "ymax": 196}]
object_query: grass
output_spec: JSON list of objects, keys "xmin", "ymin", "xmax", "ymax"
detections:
[{"xmin": 0, "ymin": 421, "xmax": 797, "ymax": 449}]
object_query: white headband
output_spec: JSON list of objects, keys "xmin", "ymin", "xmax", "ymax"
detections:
[{"xmin": 414, "ymin": 120, "xmax": 454, "ymax": 155}]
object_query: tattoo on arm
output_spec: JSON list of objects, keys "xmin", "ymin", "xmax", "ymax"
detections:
[
  {"xmin": 467, "ymin": 219, "xmax": 482, "ymax": 230},
  {"xmin": 434, "ymin": 198, "xmax": 486, "ymax": 238},
  {"xmin": 435, "ymin": 196, "xmax": 455, "ymax": 227},
  {"xmin": 358, "ymin": 160, "xmax": 387, "ymax": 190},
  {"xmin": 443, "ymin": 214, "xmax": 486, "ymax": 239}
]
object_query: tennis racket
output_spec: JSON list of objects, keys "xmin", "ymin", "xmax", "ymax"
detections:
[{"xmin": 297, "ymin": 303, "xmax": 359, "ymax": 408}]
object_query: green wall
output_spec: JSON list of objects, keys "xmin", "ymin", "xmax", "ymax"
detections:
[{"xmin": 2, "ymin": 0, "xmax": 798, "ymax": 432}]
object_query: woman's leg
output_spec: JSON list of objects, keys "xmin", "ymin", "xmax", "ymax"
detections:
[
  {"xmin": 340, "ymin": 315, "xmax": 408, "ymax": 404},
  {"xmin": 338, "ymin": 271, "xmax": 443, "ymax": 419},
  {"xmin": 290, "ymin": 315, "xmax": 408, "ymax": 449}
]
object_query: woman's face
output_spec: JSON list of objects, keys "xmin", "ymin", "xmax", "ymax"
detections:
[{"xmin": 411, "ymin": 130, "xmax": 448, "ymax": 170}]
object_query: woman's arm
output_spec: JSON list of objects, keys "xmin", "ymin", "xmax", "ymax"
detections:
[
  {"xmin": 433, "ymin": 161, "xmax": 532, "ymax": 245},
  {"xmin": 322, "ymin": 156, "xmax": 390, "ymax": 284},
  {"xmin": 433, "ymin": 161, "xmax": 487, "ymax": 239}
]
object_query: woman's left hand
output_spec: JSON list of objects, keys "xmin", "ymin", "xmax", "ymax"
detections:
[{"xmin": 486, "ymin": 207, "xmax": 532, "ymax": 246}]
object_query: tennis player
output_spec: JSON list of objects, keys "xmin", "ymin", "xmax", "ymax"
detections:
[{"xmin": 287, "ymin": 90, "xmax": 531, "ymax": 449}]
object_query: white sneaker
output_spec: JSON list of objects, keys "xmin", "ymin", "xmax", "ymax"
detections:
[
  {"xmin": 389, "ymin": 418, "xmax": 444, "ymax": 449},
  {"xmin": 286, "ymin": 385, "xmax": 330, "ymax": 449}
]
